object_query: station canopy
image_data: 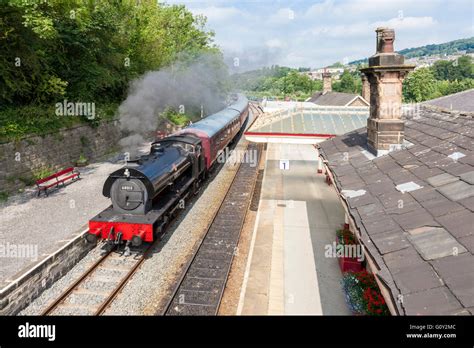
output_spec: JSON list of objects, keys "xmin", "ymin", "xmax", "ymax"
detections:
[{"xmin": 245, "ymin": 103, "xmax": 369, "ymax": 144}]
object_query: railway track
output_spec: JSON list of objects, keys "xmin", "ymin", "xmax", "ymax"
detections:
[
  {"xmin": 249, "ymin": 102, "xmax": 264, "ymax": 120},
  {"xmin": 161, "ymin": 141, "xmax": 262, "ymax": 315},
  {"xmin": 41, "ymin": 244, "xmax": 153, "ymax": 316}
]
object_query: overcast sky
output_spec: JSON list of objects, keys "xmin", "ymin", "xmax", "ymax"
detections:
[{"xmin": 166, "ymin": 0, "xmax": 474, "ymax": 72}]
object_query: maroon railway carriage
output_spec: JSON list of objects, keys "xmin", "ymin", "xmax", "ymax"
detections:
[{"xmin": 174, "ymin": 97, "xmax": 249, "ymax": 169}]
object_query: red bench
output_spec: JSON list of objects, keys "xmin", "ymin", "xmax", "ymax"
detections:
[{"xmin": 36, "ymin": 167, "xmax": 80, "ymax": 197}]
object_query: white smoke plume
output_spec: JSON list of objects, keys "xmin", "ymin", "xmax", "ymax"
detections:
[{"xmin": 118, "ymin": 52, "xmax": 229, "ymax": 157}]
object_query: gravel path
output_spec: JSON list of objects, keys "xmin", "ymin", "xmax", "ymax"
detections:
[
  {"xmin": 0, "ymin": 142, "xmax": 154, "ymax": 286},
  {"xmin": 19, "ymin": 140, "xmax": 248, "ymax": 315},
  {"xmin": 0, "ymin": 159, "xmax": 122, "ymax": 284}
]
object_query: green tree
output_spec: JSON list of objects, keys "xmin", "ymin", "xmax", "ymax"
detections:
[
  {"xmin": 0, "ymin": 0, "xmax": 221, "ymax": 141},
  {"xmin": 431, "ymin": 56, "xmax": 473, "ymax": 81},
  {"xmin": 0, "ymin": 0, "xmax": 218, "ymax": 105},
  {"xmin": 431, "ymin": 60, "xmax": 453, "ymax": 80},
  {"xmin": 403, "ymin": 68, "xmax": 438, "ymax": 102},
  {"xmin": 334, "ymin": 70, "xmax": 356, "ymax": 93},
  {"xmin": 281, "ymin": 71, "xmax": 313, "ymax": 94},
  {"xmin": 455, "ymin": 55, "xmax": 474, "ymax": 79}
]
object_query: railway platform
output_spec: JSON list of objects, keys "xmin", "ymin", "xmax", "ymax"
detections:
[{"xmin": 237, "ymin": 143, "xmax": 351, "ymax": 315}]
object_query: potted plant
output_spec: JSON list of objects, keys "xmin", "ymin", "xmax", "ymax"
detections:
[
  {"xmin": 341, "ymin": 270, "xmax": 389, "ymax": 316},
  {"xmin": 336, "ymin": 229, "xmax": 363, "ymax": 272},
  {"xmin": 76, "ymin": 153, "xmax": 88, "ymax": 167}
]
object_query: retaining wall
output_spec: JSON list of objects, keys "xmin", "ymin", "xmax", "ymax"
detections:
[
  {"xmin": 0, "ymin": 231, "xmax": 93, "ymax": 315},
  {"xmin": 0, "ymin": 120, "xmax": 121, "ymax": 195}
]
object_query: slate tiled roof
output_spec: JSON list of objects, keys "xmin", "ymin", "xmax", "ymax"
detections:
[
  {"xmin": 318, "ymin": 102, "xmax": 474, "ymax": 315},
  {"xmin": 308, "ymin": 91, "xmax": 368, "ymax": 106},
  {"xmin": 424, "ymin": 89, "xmax": 474, "ymax": 114}
]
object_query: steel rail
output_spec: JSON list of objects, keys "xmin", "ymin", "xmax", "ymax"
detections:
[{"xmin": 160, "ymin": 145, "xmax": 248, "ymax": 315}]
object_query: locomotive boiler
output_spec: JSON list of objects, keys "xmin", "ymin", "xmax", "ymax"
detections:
[{"xmin": 104, "ymin": 136, "xmax": 204, "ymax": 215}]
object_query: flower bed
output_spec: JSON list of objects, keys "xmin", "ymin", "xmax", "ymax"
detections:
[
  {"xmin": 336, "ymin": 229, "xmax": 363, "ymax": 272},
  {"xmin": 341, "ymin": 270, "xmax": 390, "ymax": 316}
]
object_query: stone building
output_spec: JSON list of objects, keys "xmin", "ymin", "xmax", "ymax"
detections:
[
  {"xmin": 318, "ymin": 28, "xmax": 474, "ymax": 315},
  {"xmin": 307, "ymin": 72, "xmax": 369, "ymax": 107}
]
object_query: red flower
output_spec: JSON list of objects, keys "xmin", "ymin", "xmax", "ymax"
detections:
[
  {"xmin": 363, "ymin": 288, "xmax": 387, "ymax": 315},
  {"xmin": 337, "ymin": 229, "xmax": 357, "ymax": 246}
]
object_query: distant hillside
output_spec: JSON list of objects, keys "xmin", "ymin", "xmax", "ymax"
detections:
[
  {"xmin": 230, "ymin": 65, "xmax": 293, "ymax": 90},
  {"xmin": 349, "ymin": 37, "xmax": 474, "ymax": 65}
]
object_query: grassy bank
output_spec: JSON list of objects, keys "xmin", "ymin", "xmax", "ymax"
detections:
[{"xmin": 0, "ymin": 103, "xmax": 119, "ymax": 143}]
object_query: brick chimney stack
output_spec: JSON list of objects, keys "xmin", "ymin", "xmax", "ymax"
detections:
[
  {"xmin": 361, "ymin": 73, "xmax": 370, "ymax": 103},
  {"xmin": 322, "ymin": 71, "xmax": 332, "ymax": 94},
  {"xmin": 361, "ymin": 27, "xmax": 415, "ymax": 156}
]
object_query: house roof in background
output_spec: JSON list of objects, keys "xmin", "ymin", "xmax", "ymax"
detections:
[
  {"xmin": 423, "ymin": 88, "xmax": 474, "ymax": 113},
  {"xmin": 319, "ymin": 97, "xmax": 474, "ymax": 315},
  {"xmin": 308, "ymin": 91, "xmax": 369, "ymax": 107}
]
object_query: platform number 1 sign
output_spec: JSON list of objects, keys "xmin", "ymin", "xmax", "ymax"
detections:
[{"xmin": 280, "ymin": 159, "xmax": 289, "ymax": 170}]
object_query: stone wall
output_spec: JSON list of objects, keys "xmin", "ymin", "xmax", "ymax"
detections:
[
  {"xmin": 0, "ymin": 120, "xmax": 121, "ymax": 195},
  {"xmin": 0, "ymin": 231, "xmax": 93, "ymax": 315}
]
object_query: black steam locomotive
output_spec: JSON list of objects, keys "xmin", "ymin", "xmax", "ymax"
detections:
[{"xmin": 87, "ymin": 94, "xmax": 249, "ymax": 250}]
